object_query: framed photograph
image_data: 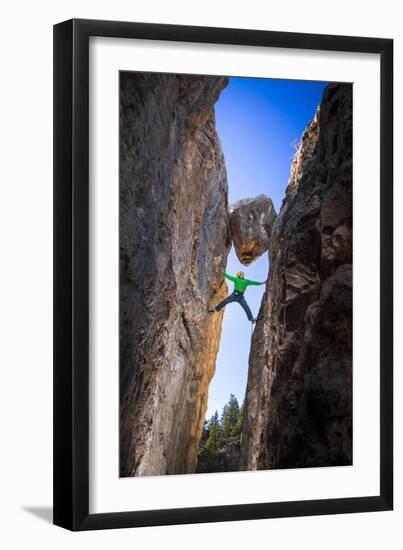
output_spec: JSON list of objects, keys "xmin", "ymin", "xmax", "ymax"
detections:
[{"xmin": 53, "ymin": 18, "xmax": 393, "ymax": 530}]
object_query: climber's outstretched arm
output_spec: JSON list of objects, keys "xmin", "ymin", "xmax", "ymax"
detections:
[
  {"xmin": 245, "ymin": 278, "xmax": 266, "ymax": 286},
  {"xmin": 224, "ymin": 272, "xmax": 236, "ymax": 282}
]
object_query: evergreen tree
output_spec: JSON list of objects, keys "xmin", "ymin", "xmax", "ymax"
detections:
[
  {"xmin": 221, "ymin": 394, "xmax": 240, "ymax": 443},
  {"xmin": 196, "ymin": 396, "xmax": 244, "ymax": 473},
  {"xmin": 205, "ymin": 410, "xmax": 222, "ymax": 452},
  {"xmin": 199, "ymin": 419, "xmax": 210, "ymax": 445},
  {"xmin": 233, "ymin": 402, "xmax": 244, "ymax": 439}
]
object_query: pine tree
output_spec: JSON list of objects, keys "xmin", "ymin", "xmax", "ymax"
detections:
[
  {"xmin": 197, "ymin": 411, "xmax": 221, "ymax": 473},
  {"xmin": 205, "ymin": 410, "xmax": 222, "ymax": 452},
  {"xmin": 233, "ymin": 402, "xmax": 244, "ymax": 439},
  {"xmin": 199, "ymin": 419, "xmax": 210, "ymax": 445},
  {"xmin": 196, "ymin": 396, "xmax": 244, "ymax": 473},
  {"xmin": 221, "ymin": 394, "xmax": 240, "ymax": 443}
]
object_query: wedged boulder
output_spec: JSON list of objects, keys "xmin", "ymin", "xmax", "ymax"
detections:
[
  {"xmin": 119, "ymin": 73, "xmax": 231, "ymax": 477},
  {"xmin": 229, "ymin": 194, "xmax": 277, "ymax": 265}
]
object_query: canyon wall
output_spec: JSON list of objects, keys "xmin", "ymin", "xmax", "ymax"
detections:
[
  {"xmin": 240, "ymin": 83, "xmax": 353, "ymax": 470},
  {"xmin": 120, "ymin": 73, "xmax": 231, "ymax": 476}
]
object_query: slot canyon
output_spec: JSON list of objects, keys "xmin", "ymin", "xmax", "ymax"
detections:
[{"xmin": 119, "ymin": 73, "xmax": 352, "ymax": 476}]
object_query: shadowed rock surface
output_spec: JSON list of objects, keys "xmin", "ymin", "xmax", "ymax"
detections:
[
  {"xmin": 240, "ymin": 83, "xmax": 353, "ymax": 470},
  {"xmin": 217, "ymin": 443, "xmax": 241, "ymax": 471},
  {"xmin": 229, "ymin": 194, "xmax": 277, "ymax": 265},
  {"xmin": 120, "ymin": 73, "xmax": 231, "ymax": 476}
]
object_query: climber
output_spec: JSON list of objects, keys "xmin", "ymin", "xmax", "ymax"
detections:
[{"xmin": 209, "ymin": 271, "xmax": 266, "ymax": 323}]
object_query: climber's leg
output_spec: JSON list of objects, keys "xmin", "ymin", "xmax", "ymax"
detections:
[
  {"xmin": 214, "ymin": 293, "xmax": 236, "ymax": 312},
  {"xmin": 238, "ymin": 294, "xmax": 254, "ymax": 321}
]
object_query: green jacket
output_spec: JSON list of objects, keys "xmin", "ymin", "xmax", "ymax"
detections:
[{"xmin": 224, "ymin": 272, "xmax": 263, "ymax": 294}]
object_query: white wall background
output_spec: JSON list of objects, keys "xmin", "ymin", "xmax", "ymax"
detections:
[{"xmin": 0, "ymin": 0, "xmax": 400, "ymax": 547}]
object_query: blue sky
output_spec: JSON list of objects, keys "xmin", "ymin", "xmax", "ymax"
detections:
[{"xmin": 205, "ymin": 76, "xmax": 328, "ymax": 418}]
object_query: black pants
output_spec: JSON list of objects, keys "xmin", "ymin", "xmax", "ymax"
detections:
[{"xmin": 215, "ymin": 292, "xmax": 254, "ymax": 321}]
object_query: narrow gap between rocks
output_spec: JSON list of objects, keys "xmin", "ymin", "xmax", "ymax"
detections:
[{"xmin": 196, "ymin": 76, "xmax": 326, "ymax": 473}]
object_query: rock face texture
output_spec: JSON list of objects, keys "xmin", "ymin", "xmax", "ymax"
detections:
[
  {"xmin": 120, "ymin": 73, "xmax": 231, "ymax": 477},
  {"xmin": 229, "ymin": 195, "xmax": 277, "ymax": 265},
  {"xmin": 217, "ymin": 443, "xmax": 241, "ymax": 471},
  {"xmin": 240, "ymin": 83, "xmax": 353, "ymax": 470}
]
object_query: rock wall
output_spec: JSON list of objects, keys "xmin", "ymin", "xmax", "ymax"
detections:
[
  {"xmin": 120, "ymin": 73, "xmax": 231, "ymax": 476},
  {"xmin": 240, "ymin": 83, "xmax": 353, "ymax": 470},
  {"xmin": 217, "ymin": 443, "xmax": 241, "ymax": 471}
]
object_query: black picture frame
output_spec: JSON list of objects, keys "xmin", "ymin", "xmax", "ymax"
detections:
[{"xmin": 53, "ymin": 18, "xmax": 393, "ymax": 531}]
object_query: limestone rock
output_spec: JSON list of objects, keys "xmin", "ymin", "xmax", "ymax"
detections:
[
  {"xmin": 119, "ymin": 73, "xmax": 231, "ymax": 476},
  {"xmin": 240, "ymin": 83, "xmax": 353, "ymax": 470},
  {"xmin": 229, "ymin": 194, "xmax": 277, "ymax": 265}
]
